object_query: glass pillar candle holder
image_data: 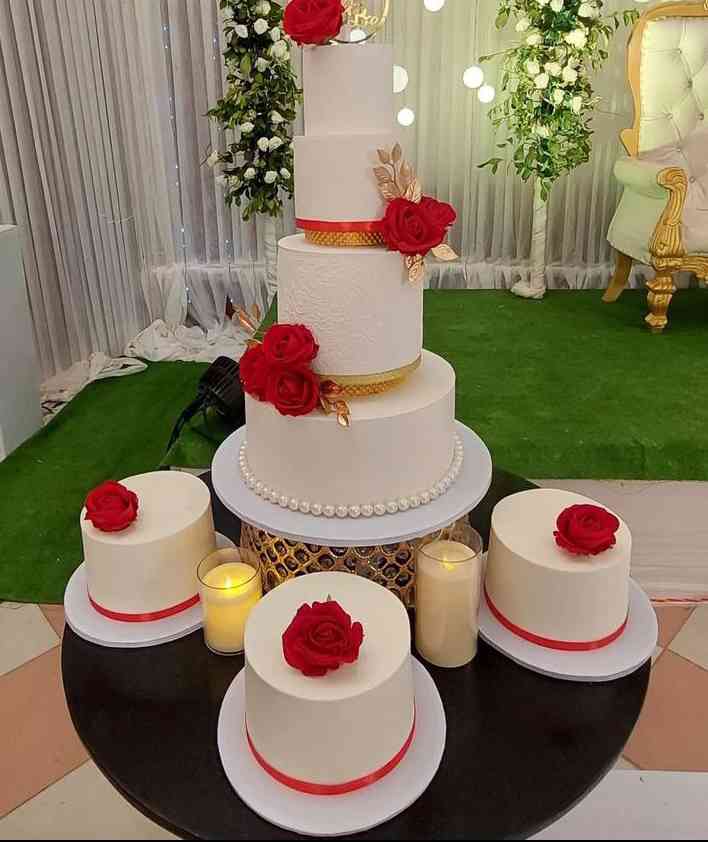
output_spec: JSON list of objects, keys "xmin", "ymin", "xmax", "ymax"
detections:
[
  {"xmin": 197, "ymin": 548, "xmax": 262, "ymax": 655},
  {"xmin": 415, "ymin": 523, "xmax": 484, "ymax": 668}
]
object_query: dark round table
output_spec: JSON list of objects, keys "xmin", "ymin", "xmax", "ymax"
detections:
[{"xmin": 62, "ymin": 469, "xmax": 650, "ymax": 840}]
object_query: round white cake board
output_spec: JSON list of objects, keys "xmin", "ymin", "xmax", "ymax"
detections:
[
  {"xmin": 479, "ymin": 579, "xmax": 657, "ymax": 683},
  {"xmin": 217, "ymin": 658, "xmax": 446, "ymax": 837},
  {"xmin": 211, "ymin": 422, "xmax": 492, "ymax": 546},
  {"xmin": 63, "ymin": 533, "xmax": 235, "ymax": 649}
]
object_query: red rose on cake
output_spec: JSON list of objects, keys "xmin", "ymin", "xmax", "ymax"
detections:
[
  {"xmin": 554, "ymin": 504, "xmax": 620, "ymax": 556},
  {"xmin": 283, "ymin": 600, "xmax": 364, "ymax": 677},
  {"xmin": 239, "ymin": 344, "xmax": 270, "ymax": 401},
  {"xmin": 262, "ymin": 323, "xmax": 319, "ymax": 367},
  {"xmin": 266, "ymin": 365, "xmax": 320, "ymax": 417},
  {"xmin": 381, "ymin": 196, "xmax": 454, "ymax": 258},
  {"xmin": 283, "ymin": 0, "xmax": 344, "ymax": 46},
  {"xmin": 84, "ymin": 481, "xmax": 139, "ymax": 533}
]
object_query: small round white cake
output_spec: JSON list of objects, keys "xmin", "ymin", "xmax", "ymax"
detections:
[
  {"xmin": 485, "ymin": 489, "xmax": 631, "ymax": 646},
  {"xmin": 80, "ymin": 471, "xmax": 216, "ymax": 617},
  {"xmin": 244, "ymin": 572, "xmax": 415, "ymax": 789}
]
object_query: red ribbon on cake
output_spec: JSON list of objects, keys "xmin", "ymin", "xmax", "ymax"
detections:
[
  {"xmin": 245, "ymin": 711, "xmax": 416, "ymax": 795},
  {"xmin": 295, "ymin": 217, "xmax": 384, "ymax": 234},
  {"xmin": 484, "ymin": 587, "xmax": 628, "ymax": 652},
  {"xmin": 88, "ymin": 592, "xmax": 200, "ymax": 623}
]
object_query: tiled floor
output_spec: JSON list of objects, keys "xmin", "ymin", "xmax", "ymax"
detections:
[{"xmin": 0, "ymin": 601, "xmax": 705, "ymax": 838}]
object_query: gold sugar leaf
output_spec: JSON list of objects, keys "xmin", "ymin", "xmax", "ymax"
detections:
[
  {"xmin": 246, "ymin": 338, "xmax": 261, "ymax": 350},
  {"xmin": 399, "ymin": 161, "xmax": 413, "ymax": 192},
  {"xmin": 253, "ymin": 303, "xmax": 261, "ymax": 322},
  {"xmin": 391, "ymin": 143, "xmax": 402, "ymax": 164},
  {"xmin": 406, "ymin": 255, "xmax": 425, "ymax": 285},
  {"xmin": 337, "ymin": 410, "xmax": 351, "ymax": 429},
  {"xmin": 236, "ymin": 307, "xmax": 258, "ymax": 334},
  {"xmin": 374, "ymin": 166, "xmax": 391, "ymax": 184},
  {"xmin": 431, "ymin": 242, "xmax": 458, "ymax": 261},
  {"xmin": 320, "ymin": 396, "xmax": 333, "ymax": 415},
  {"xmin": 381, "ymin": 182, "xmax": 402, "ymax": 200},
  {"xmin": 377, "ymin": 147, "xmax": 392, "ymax": 165},
  {"xmin": 405, "ymin": 178, "xmax": 422, "ymax": 204}
]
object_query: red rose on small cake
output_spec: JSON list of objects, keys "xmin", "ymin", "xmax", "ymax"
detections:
[
  {"xmin": 265, "ymin": 365, "xmax": 321, "ymax": 417},
  {"xmin": 84, "ymin": 481, "xmax": 139, "ymax": 533},
  {"xmin": 554, "ymin": 504, "xmax": 620, "ymax": 556},
  {"xmin": 282, "ymin": 599, "xmax": 364, "ymax": 677},
  {"xmin": 283, "ymin": 0, "xmax": 344, "ymax": 46},
  {"xmin": 262, "ymin": 323, "xmax": 319, "ymax": 366}
]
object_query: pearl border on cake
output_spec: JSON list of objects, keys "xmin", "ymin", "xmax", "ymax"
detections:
[{"xmin": 237, "ymin": 435, "xmax": 464, "ymax": 519}]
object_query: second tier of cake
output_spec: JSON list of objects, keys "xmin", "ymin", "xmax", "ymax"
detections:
[{"xmin": 241, "ymin": 351, "xmax": 460, "ymax": 517}]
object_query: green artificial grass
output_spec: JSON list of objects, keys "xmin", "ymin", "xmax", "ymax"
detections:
[
  {"xmin": 3, "ymin": 289, "xmax": 708, "ymax": 603},
  {"xmin": 0, "ymin": 362, "xmax": 207, "ymax": 604}
]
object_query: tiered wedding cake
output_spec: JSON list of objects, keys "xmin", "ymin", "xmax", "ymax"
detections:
[
  {"xmin": 239, "ymin": 40, "xmax": 464, "ymax": 519},
  {"xmin": 244, "ymin": 571, "xmax": 415, "ymax": 791}
]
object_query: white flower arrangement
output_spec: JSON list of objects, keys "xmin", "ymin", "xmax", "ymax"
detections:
[
  {"xmin": 481, "ymin": 0, "xmax": 639, "ymax": 201},
  {"xmin": 208, "ymin": 0, "xmax": 301, "ymax": 221}
]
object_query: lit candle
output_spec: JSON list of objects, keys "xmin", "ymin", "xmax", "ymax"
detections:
[
  {"xmin": 415, "ymin": 529, "xmax": 483, "ymax": 668},
  {"xmin": 198, "ymin": 549, "xmax": 262, "ymax": 655}
]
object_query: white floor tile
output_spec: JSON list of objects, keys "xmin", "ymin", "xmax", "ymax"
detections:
[
  {"xmin": 0, "ymin": 603, "xmax": 58, "ymax": 677},
  {"xmin": 669, "ymin": 605, "xmax": 708, "ymax": 670},
  {"xmin": 0, "ymin": 761, "xmax": 177, "ymax": 840},
  {"xmin": 533, "ymin": 771, "xmax": 708, "ymax": 839}
]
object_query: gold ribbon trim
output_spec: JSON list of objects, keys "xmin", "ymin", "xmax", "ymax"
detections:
[
  {"xmin": 321, "ymin": 356, "xmax": 421, "ymax": 397},
  {"xmin": 305, "ymin": 229, "xmax": 386, "ymax": 248}
]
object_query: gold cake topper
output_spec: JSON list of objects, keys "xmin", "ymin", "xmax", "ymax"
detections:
[{"xmin": 334, "ymin": 0, "xmax": 390, "ymax": 43}]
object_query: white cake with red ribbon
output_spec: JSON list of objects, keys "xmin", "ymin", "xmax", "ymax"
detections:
[
  {"xmin": 80, "ymin": 472, "xmax": 216, "ymax": 621},
  {"xmin": 485, "ymin": 489, "xmax": 631, "ymax": 651},
  {"xmin": 243, "ymin": 572, "xmax": 415, "ymax": 793}
]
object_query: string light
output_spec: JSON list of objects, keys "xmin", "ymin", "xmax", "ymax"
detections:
[
  {"xmin": 397, "ymin": 107, "xmax": 416, "ymax": 127},
  {"xmin": 423, "ymin": 0, "xmax": 446, "ymax": 10},
  {"xmin": 463, "ymin": 65, "xmax": 484, "ymax": 90},
  {"xmin": 478, "ymin": 84, "xmax": 496, "ymax": 104},
  {"xmin": 393, "ymin": 65, "xmax": 409, "ymax": 93}
]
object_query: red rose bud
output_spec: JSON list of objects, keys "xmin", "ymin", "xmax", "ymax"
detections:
[
  {"xmin": 262, "ymin": 323, "xmax": 319, "ymax": 367},
  {"xmin": 240, "ymin": 344, "xmax": 270, "ymax": 401},
  {"xmin": 381, "ymin": 197, "xmax": 448, "ymax": 258},
  {"xmin": 84, "ymin": 481, "xmax": 139, "ymax": 533},
  {"xmin": 282, "ymin": 600, "xmax": 364, "ymax": 677},
  {"xmin": 554, "ymin": 504, "xmax": 621, "ymax": 556},
  {"xmin": 283, "ymin": 0, "xmax": 344, "ymax": 46},
  {"xmin": 419, "ymin": 196, "xmax": 457, "ymax": 230},
  {"xmin": 265, "ymin": 364, "xmax": 320, "ymax": 417}
]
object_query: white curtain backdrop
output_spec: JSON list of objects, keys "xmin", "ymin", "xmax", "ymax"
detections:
[{"xmin": 1, "ymin": 0, "xmax": 655, "ymax": 378}]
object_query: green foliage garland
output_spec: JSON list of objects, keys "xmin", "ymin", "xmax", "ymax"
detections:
[{"xmin": 208, "ymin": 0, "xmax": 302, "ymax": 220}]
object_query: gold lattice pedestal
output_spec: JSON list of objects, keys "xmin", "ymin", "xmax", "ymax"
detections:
[{"xmin": 241, "ymin": 520, "xmax": 466, "ymax": 608}]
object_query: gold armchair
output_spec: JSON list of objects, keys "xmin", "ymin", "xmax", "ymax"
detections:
[{"xmin": 605, "ymin": 1, "xmax": 708, "ymax": 332}]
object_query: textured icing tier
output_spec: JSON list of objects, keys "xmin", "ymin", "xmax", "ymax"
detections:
[
  {"xmin": 278, "ymin": 235, "xmax": 422, "ymax": 377},
  {"xmin": 486, "ymin": 489, "xmax": 631, "ymax": 644},
  {"xmin": 244, "ymin": 351, "xmax": 457, "ymax": 512},
  {"xmin": 303, "ymin": 44, "xmax": 393, "ymax": 136},
  {"xmin": 244, "ymin": 571, "xmax": 414, "ymax": 786},
  {"xmin": 294, "ymin": 133, "xmax": 392, "ymax": 223},
  {"xmin": 81, "ymin": 472, "xmax": 216, "ymax": 614}
]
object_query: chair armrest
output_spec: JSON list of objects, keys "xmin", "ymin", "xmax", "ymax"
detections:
[{"xmin": 614, "ymin": 158, "xmax": 686, "ymax": 200}]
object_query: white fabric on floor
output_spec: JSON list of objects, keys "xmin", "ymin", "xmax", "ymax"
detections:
[{"xmin": 124, "ymin": 319, "xmax": 247, "ymax": 364}]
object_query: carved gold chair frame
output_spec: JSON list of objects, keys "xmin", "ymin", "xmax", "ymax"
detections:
[{"xmin": 604, "ymin": 0, "xmax": 708, "ymax": 332}]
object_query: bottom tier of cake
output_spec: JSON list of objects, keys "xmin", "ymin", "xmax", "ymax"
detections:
[{"xmin": 242, "ymin": 350, "xmax": 459, "ymax": 518}]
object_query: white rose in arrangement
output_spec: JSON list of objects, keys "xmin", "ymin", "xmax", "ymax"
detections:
[
  {"xmin": 534, "ymin": 72, "xmax": 550, "ymax": 90},
  {"xmin": 223, "ymin": 7, "xmax": 234, "ymax": 20},
  {"xmin": 552, "ymin": 89, "xmax": 564, "ymax": 106},
  {"xmin": 526, "ymin": 32, "xmax": 542, "ymax": 46},
  {"xmin": 565, "ymin": 29, "xmax": 588, "ymax": 49},
  {"xmin": 240, "ymin": 121, "xmax": 255, "ymax": 134},
  {"xmin": 255, "ymin": 0, "xmax": 271, "ymax": 15},
  {"xmin": 526, "ymin": 59, "xmax": 541, "ymax": 77},
  {"xmin": 578, "ymin": 3, "xmax": 597, "ymax": 19},
  {"xmin": 206, "ymin": 150, "xmax": 220, "ymax": 168},
  {"xmin": 269, "ymin": 136, "xmax": 283, "ymax": 151},
  {"xmin": 545, "ymin": 62, "xmax": 562, "ymax": 77},
  {"xmin": 244, "ymin": 167, "xmax": 257, "ymax": 180},
  {"xmin": 257, "ymin": 137, "xmax": 270, "ymax": 152},
  {"xmin": 234, "ymin": 24, "xmax": 248, "ymax": 39},
  {"xmin": 235, "ymin": 152, "xmax": 246, "ymax": 167},
  {"xmin": 550, "ymin": 0, "xmax": 564, "ymax": 12},
  {"xmin": 280, "ymin": 167, "xmax": 291, "ymax": 179},
  {"xmin": 537, "ymin": 0, "xmax": 550, "ymax": 6},
  {"xmin": 270, "ymin": 40, "xmax": 289, "ymax": 59},
  {"xmin": 270, "ymin": 27, "xmax": 281, "ymax": 42},
  {"xmin": 270, "ymin": 110, "xmax": 284, "ymax": 124},
  {"xmin": 571, "ymin": 95, "xmax": 584, "ymax": 114},
  {"xmin": 516, "ymin": 18, "xmax": 531, "ymax": 32},
  {"xmin": 256, "ymin": 57, "xmax": 269, "ymax": 72},
  {"xmin": 253, "ymin": 18, "xmax": 268, "ymax": 36},
  {"xmin": 264, "ymin": 170, "xmax": 278, "ymax": 184},
  {"xmin": 535, "ymin": 124, "xmax": 551, "ymax": 138},
  {"xmin": 562, "ymin": 65, "xmax": 578, "ymax": 85}
]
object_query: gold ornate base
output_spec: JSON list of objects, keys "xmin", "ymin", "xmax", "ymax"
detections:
[{"xmin": 242, "ymin": 520, "xmax": 466, "ymax": 608}]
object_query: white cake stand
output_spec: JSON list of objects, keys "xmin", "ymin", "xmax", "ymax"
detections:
[
  {"xmin": 64, "ymin": 532, "xmax": 235, "ymax": 649},
  {"xmin": 217, "ymin": 658, "xmax": 446, "ymax": 837},
  {"xmin": 479, "ymin": 579, "xmax": 658, "ymax": 683},
  {"xmin": 211, "ymin": 422, "xmax": 492, "ymax": 546}
]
